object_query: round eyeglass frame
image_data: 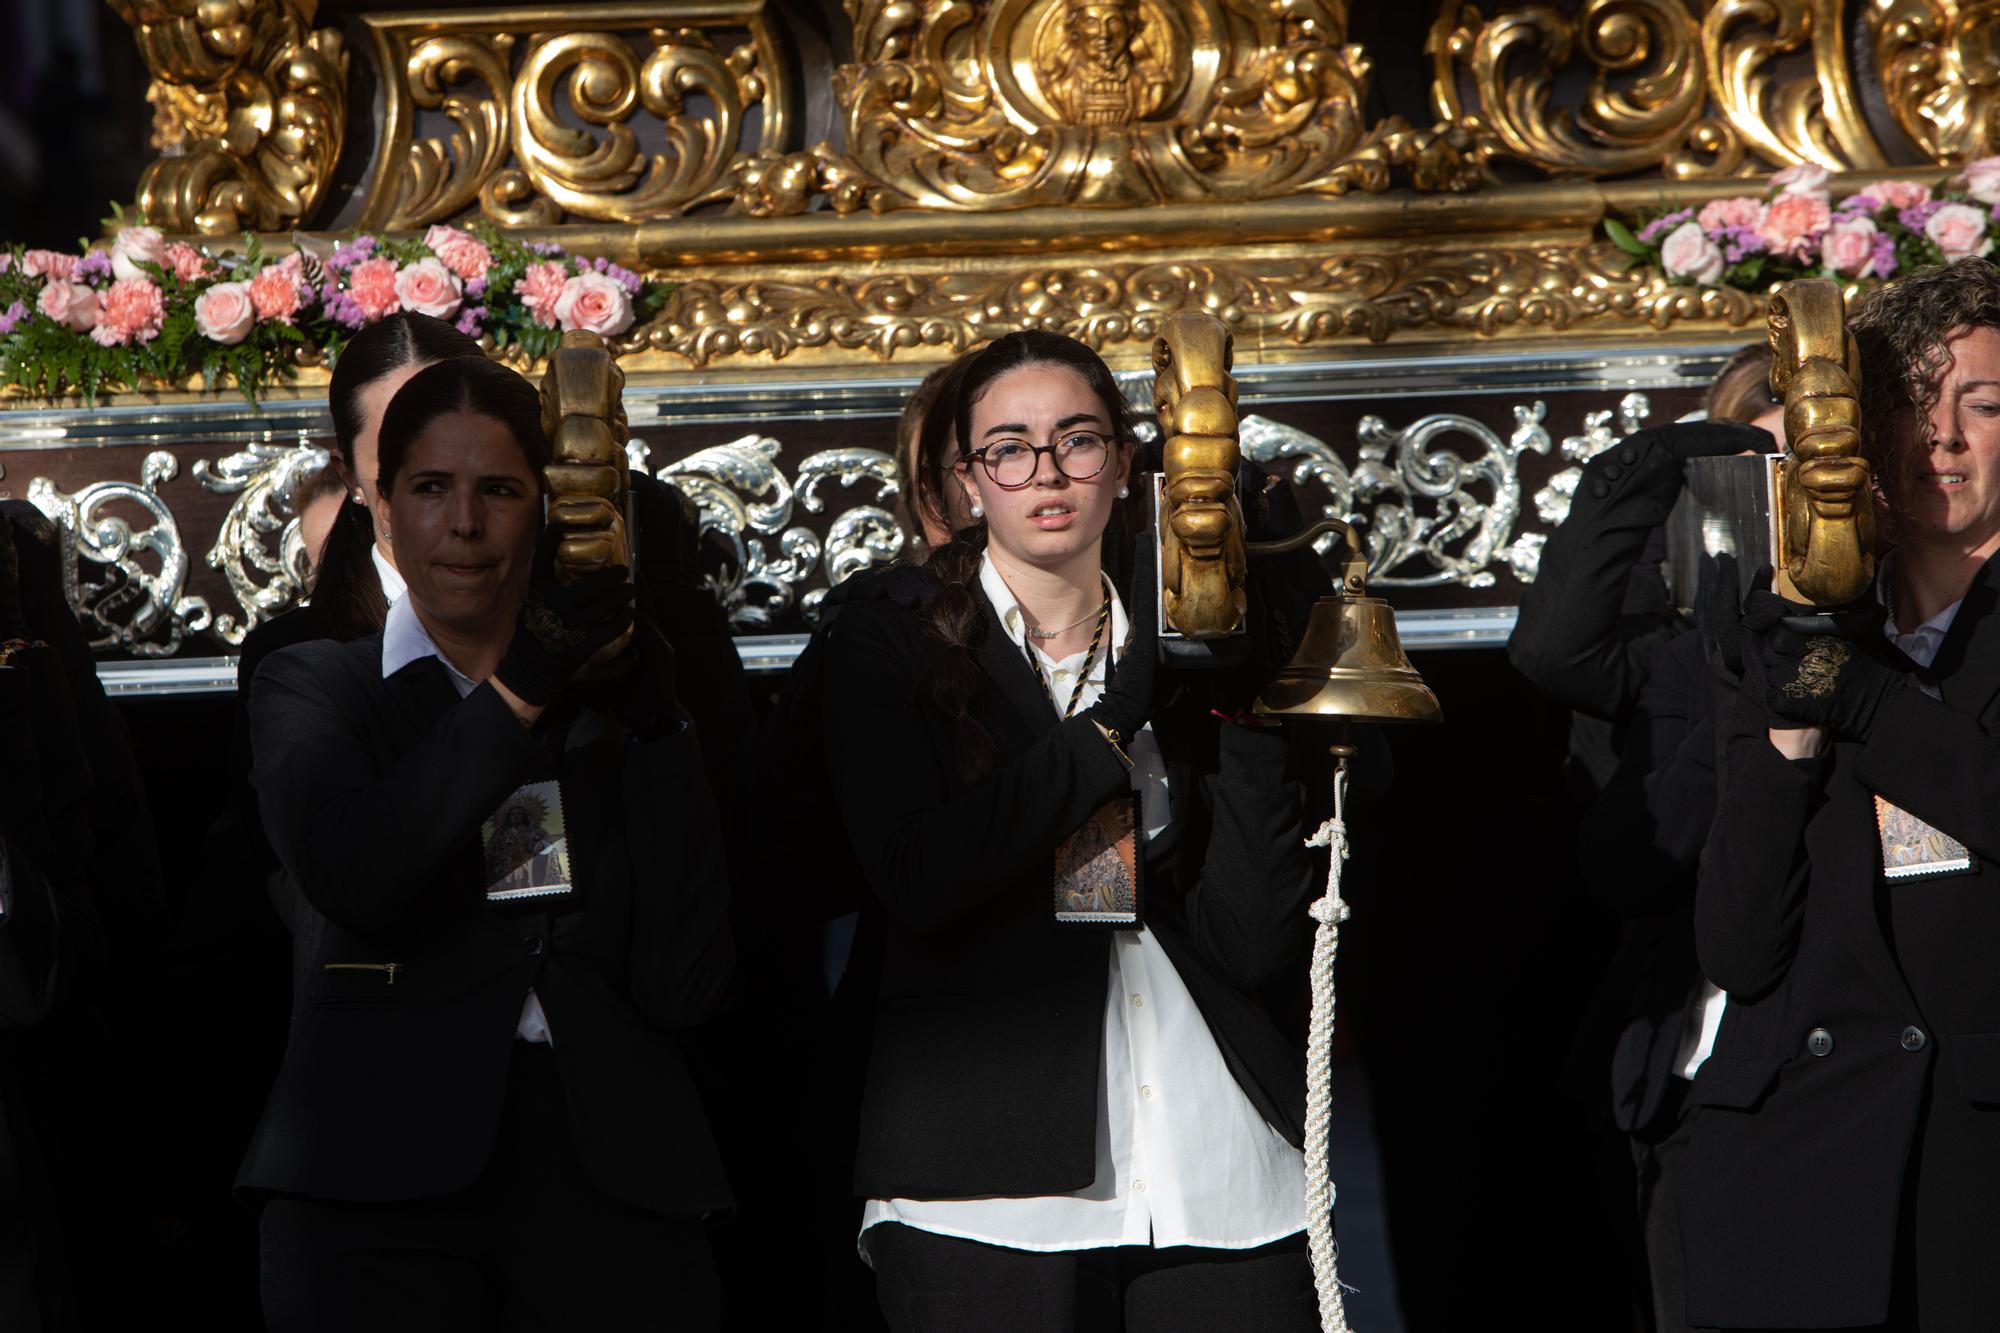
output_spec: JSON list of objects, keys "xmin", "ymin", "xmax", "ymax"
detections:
[{"xmin": 963, "ymin": 437, "xmax": 1112, "ymax": 489}]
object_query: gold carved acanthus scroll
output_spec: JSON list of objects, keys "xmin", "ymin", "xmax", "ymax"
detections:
[
  {"xmin": 1153, "ymin": 312, "xmax": 1246, "ymax": 638},
  {"xmin": 1768, "ymin": 278, "xmax": 1875, "ymax": 607}
]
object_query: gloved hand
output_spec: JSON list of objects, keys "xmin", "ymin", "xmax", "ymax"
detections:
[
  {"xmin": 572, "ymin": 617, "xmax": 679, "ymax": 739},
  {"xmin": 1572, "ymin": 420, "xmax": 1774, "ymax": 526},
  {"xmin": 493, "ymin": 526, "xmax": 636, "ymax": 707},
  {"xmin": 1087, "ymin": 528, "xmax": 1159, "ymax": 743},
  {"xmin": 1700, "ymin": 552, "xmax": 1746, "ymax": 679},
  {"xmin": 1740, "ymin": 567, "xmax": 1904, "ymax": 740}
]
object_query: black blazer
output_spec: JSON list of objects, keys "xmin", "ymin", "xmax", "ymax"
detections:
[
  {"xmin": 240, "ymin": 632, "xmax": 734, "ymax": 1218},
  {"xmin": 818, "ymin": 569, "xmax": 1317, "ymax": 1201},
  {"xmin": 1681, "ymin": 557, "xmax": 2000, "ymax": 1328}
]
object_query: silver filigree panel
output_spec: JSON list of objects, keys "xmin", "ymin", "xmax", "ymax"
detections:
[{"xmin": 196, "ymin": 439, "xmax": 329, "ymax": 645}]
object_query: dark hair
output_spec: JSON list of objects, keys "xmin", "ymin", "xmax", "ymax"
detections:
[
  {"xmin": 895, "ymin": 352, "xmax": 979, "ymax": 550},
  {"xmin": 924, "ymin": 331, "xmax": 1145, "ymax": 784},
  {"xmin": 1850, "ymin": 258, "xmax": 2000, "ymax": 537},
  {"xmin": 376, "ymin": 355, "xmax": 552, "ymax": 495},
  {"xmin": 316, "ymin": 313, "xmax": 486, "ymax": 638},
  {"xmin": 1704, "ymin": 343, "xmax": 1779, "ymax": 424}
]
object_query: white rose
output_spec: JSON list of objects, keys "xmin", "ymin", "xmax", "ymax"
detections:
[
  {"xmin": 392, "ymin": 257, "xmax": 463, "ymax": 319},
  {"xmin": 1770, "ymin": 163, "xmax": 1832, "ymax": 197},
  {"xmin": 1659, "ymin": 220, "xmax": 1726, "ymax": 285},
  {"xmin": 194, "ymin": 280, "xmax": 255, "ymax": 345},
  {"xmin": 1925, "ymin": 201, "xmax": 1995, "ymax": 262},
  {"xmin": 1963, "ymin": 157, "xmax": 2000, "ymax": 205},
  {"xmin": 553, "ymin": 270, "xmax": 635, "ymax": 336},
  {"xmin": 110, "ymin": 225, "xmax": 165, "ymax": 282}
]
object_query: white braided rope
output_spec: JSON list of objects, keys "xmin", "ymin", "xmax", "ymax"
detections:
[{"xmin": 1301, "ymin": 756, "xmax": 1356, "ymax": 1333}]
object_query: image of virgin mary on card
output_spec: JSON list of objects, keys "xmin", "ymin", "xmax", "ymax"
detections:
[
  {"xmin": 482, "ymin": 780, "xmax": 574, "ymax": 902},
  {"xmin": 1053, "ymin": 796, "xmax": 1142, "ymax": 927}
]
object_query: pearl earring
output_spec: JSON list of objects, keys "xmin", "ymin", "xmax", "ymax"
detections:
[
  {"xmin": 1117, "ymin": 484, "xmax": 1129, "ymax": 498},
  {"xmin": 969, "ymin": 502, "xmax": 984, "ymax": 519}
]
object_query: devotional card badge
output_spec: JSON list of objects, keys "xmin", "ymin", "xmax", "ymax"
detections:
[
  {"xmin": 482, "ymin": 780, "xmax": 574, "ymax": 902},
  {"xmin": 1875, "ymin": 796, "xmax": 1973, "ymax": 881},
  {"xmin": 1053, "ymin": 796, "xmax": 1143, "ymax": 927}
]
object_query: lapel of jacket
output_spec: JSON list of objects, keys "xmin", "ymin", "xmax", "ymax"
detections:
[
  {"xmin": 1932, "ymin": 555, "xmax": 2000, "ymax": 720},
  {"xmin": 972, "ymin": 586, "xmax": 1059, "ymax": 741}
]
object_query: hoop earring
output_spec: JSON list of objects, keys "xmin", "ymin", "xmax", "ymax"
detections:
[{"xmin": 969, "ymin": 502, "xmax": 984, "ymax": 519}]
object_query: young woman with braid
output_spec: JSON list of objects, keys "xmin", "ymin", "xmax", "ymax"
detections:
[{"xmin": 816, "ymin": 330, "xmax": 1321, "ymax": 1332}]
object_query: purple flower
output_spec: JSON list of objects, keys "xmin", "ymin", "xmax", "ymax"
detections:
[
  {"xmin": 1637, "ymin": 208, "xmax": 1695, "ymax": 245},
  {"xmin": 1870, "ymin": 231, "xmax": 1900, "ymax": 279},
  {"xmin": 327, "ymin": 235, "xmax": 377, "ymax": 272},
  {"xmin": 605, "ymin": 262, "xmax": 642, "ymax": 295},
  {"xmin": 1899, "ymin": 200, "xmax": 1947, "ymax": 233},
  {"xmin": 532, "ymin": 242, "xmax": 565, "ymax": 257},
  {"xmin": 465, "ymin": 276, "xmax": 486, "ymax": 300},
  {"xmin": 454, "ymin": 305, "xmax": 487, "ymax": 338},
  {"xmin": 1838, "ymin": 193, "xmax": 1880, "ymax": 214},
  {"xmin": 0, "ymin": 300, "xmax": 26, "ymax": 335},
  {"xmin": 75, "ymin": 250, "xmax": 112, "ymax": 282},
  {"xmin": 1714, "ymin": 224, "xmax": 1768, "ymax": 265},
  {"xmin": 322, "ymin": 289, "xmax": 368, "ymax": 331}
]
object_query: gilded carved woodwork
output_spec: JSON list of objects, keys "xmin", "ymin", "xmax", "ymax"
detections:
[
  {"xmin": 1152, "ymin": 312, "xmax": 1246, "ymax": 638},
  {"xmin": 539, "ymin": 329, "xmax": 638, "ymax": 659},
  {"xmin": 112, "ymin": 0, "xmax": 348, "ymax": 234},
  {"xmin": 1872, "ymin": 0, "xmax": 2000, "ymax": 163},
  {"xmin": 1767, "ymin": 278, "xmax": 1874, "ymax": 606},
  {"xmin": 357, "ymin": 3, "xmax": 790, "ymax": 230}
]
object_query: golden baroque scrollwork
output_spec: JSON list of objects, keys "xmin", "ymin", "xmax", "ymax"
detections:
[
  {"xmin": 616, "ymin": 242, "xmax": 1764, "ymax": 367},
  {"xmin": 358, "ymin": 4, "xmax": 790, "ymax": 231},
  {"xmin": 1873, "ymin": 0, "xmax": 2000, "ymax": 164},
  {"xmin": 772, "ymin": 0, "xmax": 1492, "ymax": 216},
  {"xmin": 112, "ymin": 0, "xmax": 348, "ymax": 234}
]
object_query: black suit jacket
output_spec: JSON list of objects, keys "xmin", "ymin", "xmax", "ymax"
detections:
[
  {"xmin": 818, "ymin": 569, "xmax": 1317, "ymax": 1200},
  {"xmin": 1681, "ymin": 557, "xmax": 2000, "ymax": 1328},
  {"xmin": 239, "ymin": 633, "xmax": 734, "ymax": 1218}
]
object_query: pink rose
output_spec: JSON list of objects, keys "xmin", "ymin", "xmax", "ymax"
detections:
[
  {"xmin": 553, "ymin": 270, "xmax": 635, "ymax": 336},
  {"xmin": 1869, "ymin": 179, "xmax": 1932, "ymax": 211},
  {"xmin": 22, "ymin": 250, "xmax": 79, "ymax": 281},
  {"xmin": 162, "ymin": 242, "xmax": 211, "ymax": 282},
  {"xmin": 513, "ymin": 261, "xmax": 568, "ymax": 329},
  {"xmin": 1758, "ymin": 192, "xmax": 1832, "ymax": 260},
  {"xmin": 346, "ymin": 257, "xmax": 402, "ymax": 322},
  {"xmin": 1658, "ymin": 220, "xmax": 1725, "ymax": 285},
  {"xmin": 1770, "ymin": 163, "xmax": 1832, "ymax": 197},
  {"xmin": 249, "ymin": 266, "xmax": 301, "ymax": 323},
  {"xmin": 90, "ymin": 277, "xmax": 165, "ymax": 347},
  {"xmin": 1821, "ymin": 215, "xmax": 1881, "ymax": 278},
  {"xmin": 1926, "ymin": 201, "xmax": 1994, "ymax": 261},
  {"xmin": 1697, "ymin": 197, "xmax": 1764, "ymax": 232},
  {"xmin": 393, "ymin": 257, "xmax": 462, "ymax": 319},
  {"xmin": 423, "ymin": 224, "xmax": 492, "ymax": 282},
  {"xmin": 109, "ymin": 225, "xmax": 165, "ymax": 282},
  {"xmin": 36, "ymin": 279, "xmax": 98, "ymax": 332},
  {"xmin": 1962, "ymin": 156, "xmax": 2000, "ymax": 205},
  {"xmin": 195, "ymin": 280, "xmax": 255, "ymax": 344}
]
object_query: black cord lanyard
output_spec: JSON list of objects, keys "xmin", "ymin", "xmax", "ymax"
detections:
[{"xmin": 1025, "ymin": 590, "xmax": 1112, "ymax": 720}]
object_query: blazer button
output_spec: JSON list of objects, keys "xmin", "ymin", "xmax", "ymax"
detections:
[
  {"xmin": 1601, "ymin": 464, "xmax": 1623, "ymax": 481},
  {"xmin": 1589, "ymin": 479, "xmax": 1611, "ymax": 499},
  {"xmin": 1901, "ymin": 1026, "xmax": 1927, "ymax": 1052},
  {"xmin": 1807, "ymin": 1027, "xmax": 1834, "ymax": 1057},
  {"xmin": 524, "ymin": 935, "xmax": 545, "ymax": 958},
  {"xmin": 1618, "ymin": 446, "xmax": 1638, "ymax": 465}
]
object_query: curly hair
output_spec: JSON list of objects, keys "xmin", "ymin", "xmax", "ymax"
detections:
[{"xmin": 1850, "ymin": 257, "xmax": 2000, "ymax": 465}]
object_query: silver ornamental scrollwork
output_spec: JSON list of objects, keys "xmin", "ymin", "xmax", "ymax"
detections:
[
  {"xmin": 1531, "ymin": 392, "xmax": 1654, "ymax": 530},
  {"xmin": 196, "ymin": 440, "xmax": 331, "ymax": 645},
  {"xmin": 27, "ymin": 450, "xmax": 213, "ymax": 656},
  {"xmin": 651, "ymin": 435, "xmax": 904, "ymax": 629},
  {"xmin": 1239, "ymin": 408, "xmax": 1554, "ymax": 589}
]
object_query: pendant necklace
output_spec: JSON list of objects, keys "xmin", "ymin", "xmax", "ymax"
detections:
[
  {"xmin": 1025, "ymin": 591, "xmax": 1113, "ymax": 720},
  {"xmin": 1024, "ymin": 605, "xmax": 1102, "ymax": 641}
]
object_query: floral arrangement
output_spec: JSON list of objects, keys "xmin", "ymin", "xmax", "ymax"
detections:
[
  {"xmin": 1606, "ymin": 159, "xmax": 2000, "ymax": 291},
  {"xmin": 0, "ymin": 216, "xmax": 669, "ymax": 403}
]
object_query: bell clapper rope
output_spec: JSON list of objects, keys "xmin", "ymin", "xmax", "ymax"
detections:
[{"xmin": 1302, "ymin": 740, "xmax": 1358, "ymax": 1333}]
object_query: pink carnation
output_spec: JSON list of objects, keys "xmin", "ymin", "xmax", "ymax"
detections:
[
  {"xmin": 90, "ymin": 278, "xmax": 165, "ymax": 347},
  {"xmin": 162, "ymin": 242, "xmax": 211, "ymax": 282},
  {"xmin": 36, "ymin": 279, "xmax": 97, "ymax": 333},
  {"xmin": 513, "ymin": 261, "xmax": 568, "ymax": 329},
  {"xmin": 423, "ymin": 224, "xmax": 492, "ymax": 282},
  {"xmin": 346, "ymin": 256, "xmax": 401, "ymax": 322},
  {"xmin": 553, "ymin": 270, "xmax": 635, "ymax": 337},
  {"xmin": 249, "ymin": 265, "xmax": 302, "ymax": 323},
  {"xmin": 1758, "ymin": 191, "xmax": 1832, "ymax": 260},
  {"xmin": 1697, "ymin": 197, "xmax": 1764, "ymax": 232},
  {"xmin": 1869, "ymin": 179, "xmax": 1932, "ymax": 211},
  {"xmin": 22, "ymin": 250, "xmax": 79, "ymax": 281},
  {"xmin": 393, "ymin": 258, "xmax": 462, "ymax": 319}
]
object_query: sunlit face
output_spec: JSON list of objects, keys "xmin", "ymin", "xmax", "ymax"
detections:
[
  {"xmin": 379, "ymin": 411, "xmax": 541, "ymax": 639},
  {"xmin": 1892, "ymin": 325, "xmax": 2000, "ymax": 557},
  {"xmin": 297, "ymin": 486, "xmax": 345, "ymax": 586},
  {"xmin": 957, "ymin": 363, "xmax": 1132, "ymax": 571},
  {"xmin": 350, "ymin": 361, "xmax": 431, "ymax": 549}
]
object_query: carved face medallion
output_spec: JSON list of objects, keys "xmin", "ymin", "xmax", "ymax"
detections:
[{"xmin": 1032, "ymin": 0, "xmax": 1170, "ymax": 127}]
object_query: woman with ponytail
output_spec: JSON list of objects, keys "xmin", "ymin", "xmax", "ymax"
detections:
[{"xmin": 819, "ymin": 330, "xmax": 1321, "ymax": 1331}]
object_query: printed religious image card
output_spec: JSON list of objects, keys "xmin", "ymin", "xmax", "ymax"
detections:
[
  {"xmin": 1875, "ymin": 796, "xmax": 1974, "ymax": 881},
  {"xmin": 1053, "ymin": 796, "xmax": 1143, "ymax": 928},
  {"xmin": 482, "ymin": 779, "xmax": 574, "ymax": 902}
]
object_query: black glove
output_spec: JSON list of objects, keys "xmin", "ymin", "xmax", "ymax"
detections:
[
  {"xmin": 1088, "ymin": 529, "xmax": 1159, "ymax": 742},
  {"xmin": 1572, "ymin": 421, "xmax": 1774, "ymax": 525},
  {"xmin": 493, "ymin": 527, "xmax": 636, "ymax": 707},
  {"xmin": 1740, "ymin": 568, "xmax": 1904, "ymax": 740},
  {"xmin": 0, "ymin": 510, "xmax": 26, "ymax": 643},
  {"xmin": 1699, "ymin": 552, "xmax": 1746, "ymax": 678},
  {"xmin": 571, "ymin": 617, "xmax": 679, "ymax": 739}
]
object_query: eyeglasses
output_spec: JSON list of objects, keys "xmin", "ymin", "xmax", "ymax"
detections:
[{"xmin": 964, "ymin": 432, "xmax": 1112, "ymax": 489}]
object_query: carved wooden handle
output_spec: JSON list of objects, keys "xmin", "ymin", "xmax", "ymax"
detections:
[
  {"xmin": 1767, "ymin": 279, "xmax": 1875, "ymax": 607},
  {"xmin": 538, "ymin": 329, "xmax": 633, "ymax": 661},
  {"xmin": 1151, "ymin": 311, "xmax": 1247, "ymax": 638}
]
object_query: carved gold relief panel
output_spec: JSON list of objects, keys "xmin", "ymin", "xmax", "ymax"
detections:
[{"xmin": 355, "ymin": 1, "xmax": 791, "ymax": 230}]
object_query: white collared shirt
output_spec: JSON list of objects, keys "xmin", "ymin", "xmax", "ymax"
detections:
[
  {"xmin": 371, "ymin": 542, "xmax": 407, "ymax": 604},
  {"xmin": 380, "ymin": 595, "xmax": 553, "ymax": 1046},
  {"xmin": 857, "ymin": 554, "xmax": 1306, "ymax": 1255}
]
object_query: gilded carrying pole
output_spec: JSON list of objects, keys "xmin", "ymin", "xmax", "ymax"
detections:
[
  {"xmin": 1151, "ymin": 311, "xmax": 1247, "ymax": 638},
  {"xmin": 538, "ymin": 329, "xmax": 635, "ymax": 661},
  {"xmin": 1767, "ymin": 280, "xmax": 1875, "ymax": 607}
]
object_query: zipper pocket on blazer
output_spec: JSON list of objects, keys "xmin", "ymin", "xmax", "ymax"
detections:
[{"xmin": 321, "ymin": 962, "xmax": 402, "ymax": 985}]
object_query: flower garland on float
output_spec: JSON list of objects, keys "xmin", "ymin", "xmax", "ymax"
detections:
[
  {"xmin": 0, "ymin": 216, "xmax": 668, "ymax": 404},
  {"xmin": 1608, "ymin": 158, "xmax": 2000, "ymax": 292}
]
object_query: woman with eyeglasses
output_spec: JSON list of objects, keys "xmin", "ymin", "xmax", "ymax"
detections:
[{"xmin": 816, "ymin": 330, "xmax": 1321, "ymax": 1332}]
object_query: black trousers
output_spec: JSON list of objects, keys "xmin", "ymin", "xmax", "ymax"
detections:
[
  {"xmin": 259, "ymin": 1043, "xmax": 718, "ymax": 1333},
  {"xmin": 867, "ymin": 1222, "xmax": 1318, "ymax": 1333}
]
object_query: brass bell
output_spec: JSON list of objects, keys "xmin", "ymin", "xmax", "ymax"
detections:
[{"xmin": 1248, "ymin": 520, "xmax": 1443, "ymax": 725}]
